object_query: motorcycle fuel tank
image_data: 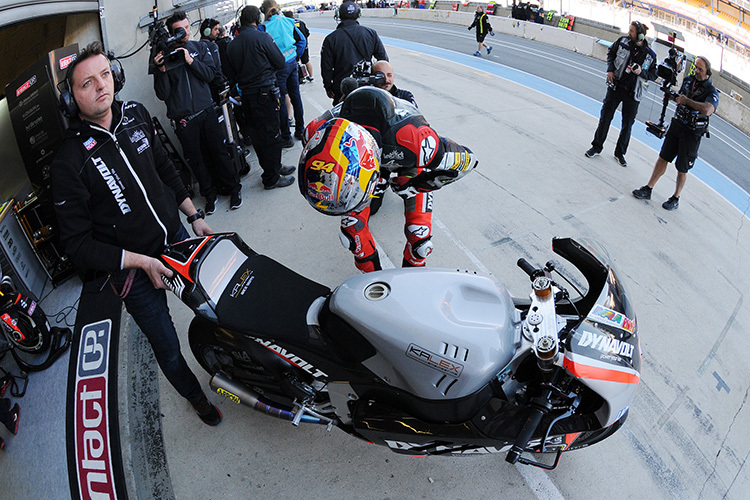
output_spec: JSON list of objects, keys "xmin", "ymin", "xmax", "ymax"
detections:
[{"xmin": 329, "ymin": 268, "xmax": 519, "ymax": 400}]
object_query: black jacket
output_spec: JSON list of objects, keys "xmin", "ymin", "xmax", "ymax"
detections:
[
  {"xmin": 224, "ymin": 25, "xmax": 285, "ymax": 92},
  {"xmin": 153, "ymin": 40, "xmax": 216, "ymax": 120},
  {"xmin": 469, "ymin": 12, "xmax": 491, "ymax": 34},
  {"xmin": 390, "ymin": 85, "xmax": 417, "ymax": 107},
  {"xmin": 51, "ymin": 101, "xmax": 189, "ymax": 273},
  {"xmin": 200, "ymin": 37, "xmax": 229, "ymax": 102},
  {"xmin": 320, "ymin": 20, "xmax": 388, "ymax": 94}
]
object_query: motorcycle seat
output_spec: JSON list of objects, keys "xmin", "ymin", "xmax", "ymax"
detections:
[{"xmin": 213, "ymin": 254, "xmax": 331, "ymax": 344}]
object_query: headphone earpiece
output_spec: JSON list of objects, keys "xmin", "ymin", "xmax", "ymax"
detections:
[
  {"xmin": 108, "ymin": 54, "xmax": 126, "ymax": 93},
  {"xmin": 634, "ymin": 21, "xmax": 646, "ymax": 41},
  {"xmin": 58, "ymin": 79, "xmax": 78, "ymax": 119}
]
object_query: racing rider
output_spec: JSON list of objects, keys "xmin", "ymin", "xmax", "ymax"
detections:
[{"xmin": 300, "ymin": 87, "xmax": 477, "ymax": 272}]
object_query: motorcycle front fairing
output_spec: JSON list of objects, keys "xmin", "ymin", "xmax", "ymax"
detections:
[{"xmin": 553, "ymin": 238, "xmax": 641, "ymax": 427}]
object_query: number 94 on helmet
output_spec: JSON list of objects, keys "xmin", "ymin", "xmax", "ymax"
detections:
[{"xmin": 298, "ymin": 118, "xmax": 381, "ymax": 216}]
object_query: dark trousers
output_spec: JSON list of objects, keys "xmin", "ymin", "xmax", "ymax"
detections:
[
  {"xmin": 175, "ymin": 108, "xmax": 241, "ymax": 199},
  {"xmin": 240, "ymin": 88, "xmax": 283, "ymax": 187},
  {"xmin": 591, "ymin": 85, "xmax": 640, "ymax": 156},
  {"xmin": 111, "ymin": 225, "xmax": 203, "ymax": 403},
  {"xmin": 277, "ymin": 60, "xmax": 304, "ymax": 139},
  {"xmin": 0, "ymin": 398, "xmax": 15, "ymax": 432}
]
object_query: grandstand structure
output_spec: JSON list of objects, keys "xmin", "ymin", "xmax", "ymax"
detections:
[{"xmin": 624, "ymin": 0, "xmax": 750, "ymax": 54}]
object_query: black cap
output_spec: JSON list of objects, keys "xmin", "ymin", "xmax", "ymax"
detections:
[{"xmin": 340, "ymin": 1, "xmax": 360, "ymax": 20}]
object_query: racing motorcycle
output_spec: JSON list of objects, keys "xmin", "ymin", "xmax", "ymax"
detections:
[{"xmin": 160, "ymin": 233, "xmax": 640, "ymax": 469}]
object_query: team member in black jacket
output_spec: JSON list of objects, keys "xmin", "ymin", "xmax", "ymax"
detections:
[
  {"xmin": 320, "ymin": 1, "xmax": 388, "ymax": 104},
  {"xmin": 154, "ymin": 10, "xmax": 242, "ymax": 212},
  {"xmin": 225, "ymin": 5, "xmax": 296, "ymax": 189},
  {"xmin": 51, "ymin": 42, "xmax": 222, "ymax": 426}
]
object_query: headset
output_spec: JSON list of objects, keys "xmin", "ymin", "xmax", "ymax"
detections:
[
  {"xmin": 58, "ymin": 52, "xmax": 126, "ymax": 119},
  {"xmin": 200, "ymin": 18, "xmax": 219, "ymax": 38},
  {"xmin": 695, "ymin": 55, "xmax": 712, "ymax": 77},
  {"xmin": 236, "ymin": 5, "xmax": 263, "ymax": 30},
  {"xmin": 632, "ymin": 20, "xmax": 647, "ymax": 41}
]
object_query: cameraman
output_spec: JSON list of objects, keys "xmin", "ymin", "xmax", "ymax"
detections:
[
  {"xmin": 372, "ymin": 60, "xmax": 417, "ymax": 107},
  {"xmin": 153, "ymin": 11, "xmax": 242, "ymax": 212},
  {"xmin": 632, "ymin": 56, "xmax": 719, "ymax": 210},
  {"xmin": 585, "ymin": 21, "xmax": 657, "ymax": 167},
  {"xmin": 321, "ymin": 1, "xmax": 388, "ymax": 105}
]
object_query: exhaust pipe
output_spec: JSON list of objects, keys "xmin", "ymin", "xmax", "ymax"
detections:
[{"xmin": 209, "ymin": 372, "xmax": 332, "ymax": 426}]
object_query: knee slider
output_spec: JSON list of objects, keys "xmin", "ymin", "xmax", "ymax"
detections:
[
  {"xmin": 339, "ymin": 229, "xmax": 356, "ymax": 252},
  {"xmin": 410, "ymin": 236, "xmax": 434, "ymax": 260}
]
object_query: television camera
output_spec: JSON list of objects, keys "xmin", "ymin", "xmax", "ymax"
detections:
[
  {"xmin": 645, "ymin": 48, "xmax": 685, "ymax": 138},
  {"xmin": 340, "ymin": 61, "xmax": 387, "ymax": 98},
  {"xmin": 147, "ymin": 20, "xmax": 187, "ymax": 74}
]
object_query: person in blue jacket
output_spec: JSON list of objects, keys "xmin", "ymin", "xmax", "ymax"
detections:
[{"xmin": 261, "ymin": 0, "xmax": 307, "ymax": 146}]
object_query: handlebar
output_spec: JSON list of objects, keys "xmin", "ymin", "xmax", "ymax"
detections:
[
  {"xmin": 517, "ymin": 258, "xmax": 537, "ymax": 277},
  {"xmin": 517, "ymin": 258, "xmax": 545, "ymax": 280}
]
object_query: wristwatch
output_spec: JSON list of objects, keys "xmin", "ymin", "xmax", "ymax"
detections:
[{"xmin": 186, "ymin": 209, "xmax": 205, "ymax": 224}]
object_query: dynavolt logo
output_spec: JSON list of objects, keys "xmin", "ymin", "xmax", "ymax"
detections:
[{"xmin": 92, "ymin": 157, "xmax": 131, "ymax": 215}]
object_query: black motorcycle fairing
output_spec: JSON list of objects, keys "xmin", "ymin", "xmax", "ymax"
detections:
[{"xmin": 349, "ymin": 378, "xmax": 495, "ymax": 425}]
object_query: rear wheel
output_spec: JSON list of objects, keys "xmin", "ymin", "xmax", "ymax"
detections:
[{"xmin": 188, "ymin": 316, "xmax": 297, "ymax": 410}]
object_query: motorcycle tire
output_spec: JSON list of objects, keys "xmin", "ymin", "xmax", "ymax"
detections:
[{"xmin": 565, "ymin": 411, "xmax": 627, "ymax": 451}]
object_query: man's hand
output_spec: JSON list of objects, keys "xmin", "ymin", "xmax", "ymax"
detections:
[
  {"xmin": 326, "ymin": 89, "xmax": 335, "ymax": 99},
  {"xmin": 154, "ymin": 52, "xmax": 166, "ymax": 72},
  {"xmin": 178, "ymin": 47, "xmax": 194, "ymax": 65},
  {"xmin": 143, "ymin": 256, "xmax": 174, "ymax": 290},
  {"xmin": 606, "ymin": 71, "xmax": 615, "ymax": 84},
  {"xmin": 124, "ymin": 251, "xmax": 173, "ymax": 290},
  {"xmin": 191, "ymin": 218, "xmax": 212, "ymax": 236}
]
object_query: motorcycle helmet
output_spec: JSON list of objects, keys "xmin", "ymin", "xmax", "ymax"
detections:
[{"xmin": 299, "ymin": 118, "xmax": 380, "ymax": 215}]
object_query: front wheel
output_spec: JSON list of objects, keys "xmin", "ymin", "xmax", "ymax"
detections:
[{"xmin": 565, "ymin": 411, "xmax": 628, "ymax": 451}]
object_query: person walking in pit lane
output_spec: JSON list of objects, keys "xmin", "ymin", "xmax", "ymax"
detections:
[{"xmin": 468, "ymin": 6, "xmax": 493, "ymax": 57}]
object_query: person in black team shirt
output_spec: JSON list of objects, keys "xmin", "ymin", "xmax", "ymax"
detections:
[
  {"xmin": 224, "ymin": 5, "xmax": 297, "ymax": 189},
  {"xmin": 585, "ymin": 21, "xmax": 657, "ymax": 167},
  {"xmin": 632, "ymin": 56, "xmax": 719, "ymax": 210},
  {"xmin": 51, "ymin": 42, "xmax": 222, "ymax": 426},
  {"xmin": 154, "ymin": 10, "xmax": 242, "ymax": 212},
  {"xmin": 320, "ymin": 1, "xmax": 388, "ymax": 105}
]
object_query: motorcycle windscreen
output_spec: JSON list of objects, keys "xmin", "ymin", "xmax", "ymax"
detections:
[
  {"xmin": 563, "ymin": 265, "xmax": 640, "ymax": 427},
  {"xmin": 197, "ymin": 238, "xmax": 247, "ymax": 307}
]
